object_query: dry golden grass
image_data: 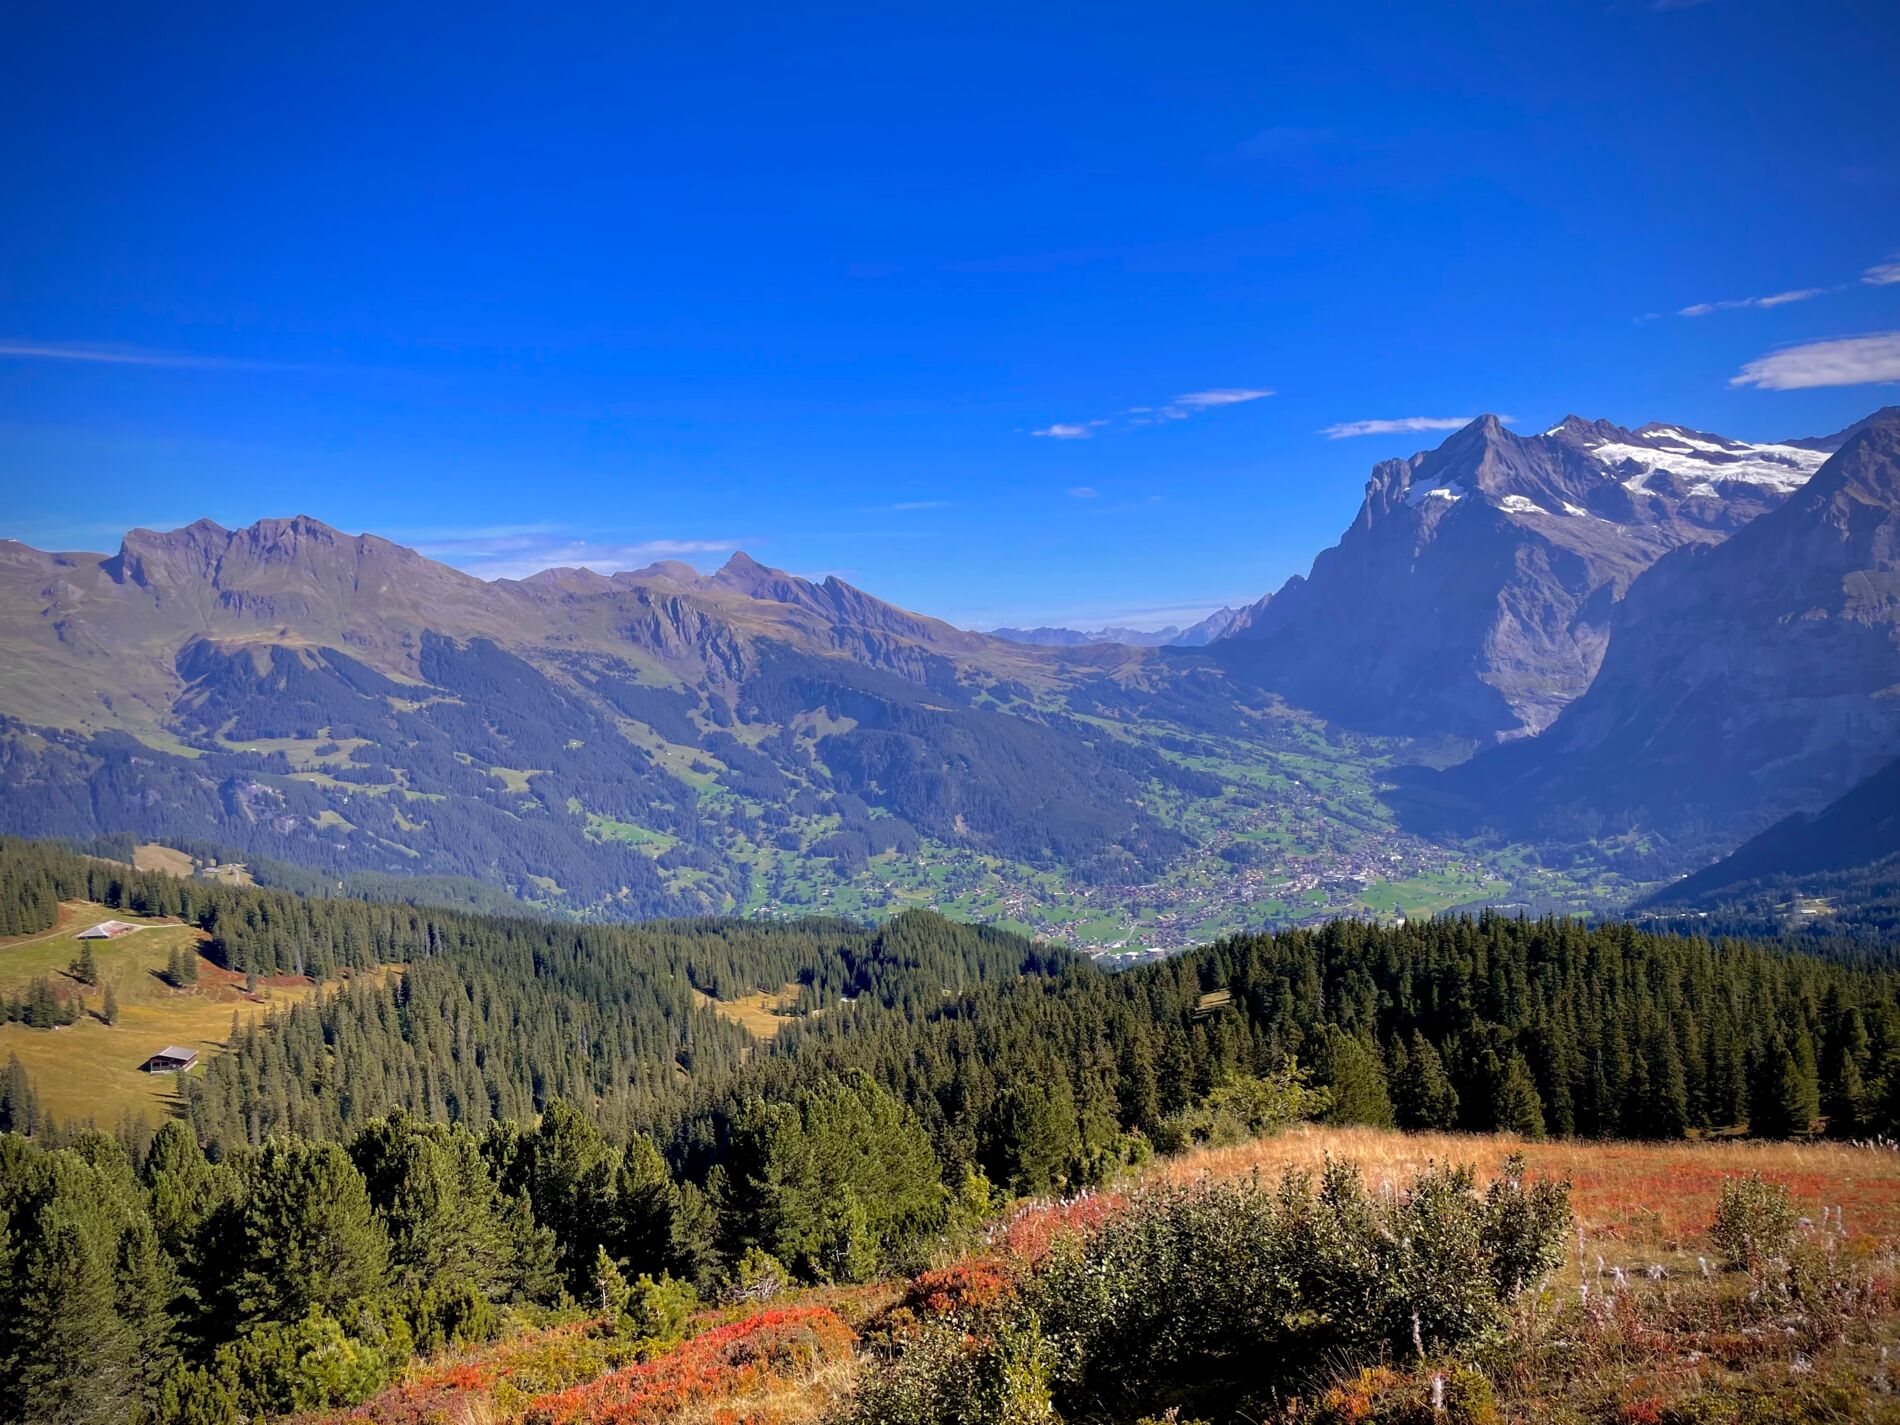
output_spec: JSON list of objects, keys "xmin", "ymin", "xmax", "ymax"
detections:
[
  {"xmin": 668, "ymin": 1354, "xmax": 860, "ymax": 1425},
  {"xmin": 1140, "ymin": 1132, "xmax": 1900, "ymax": 1337},
  {"xmin": 694, "ymin": 982, "xmax": 807, "ymax": 1040},
  {"xmin": 1151, "ymin": 1124, "xmax": 1900, "ymax": 1256},
  {"xmin": 0, "ymin": 900, "xmax": 378, "ymax": 1129},
  {"xmin": 132, "ymin": 842, "xmax": 195, "ymax": 878}
]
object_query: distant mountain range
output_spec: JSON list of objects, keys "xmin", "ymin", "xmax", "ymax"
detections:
[
  {"xmin": 987, "ymin": 608, "xmax": 1240, "ymax": 649},
  {"xmin": 1, "ymin": 404, "xmax": 1895, "ymax": 936}
]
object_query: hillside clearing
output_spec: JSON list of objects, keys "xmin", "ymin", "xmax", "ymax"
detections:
[
  {"xmin": 0, "ymin": 900, "xmax": 376, "ymax": 1127},
  {"xmin": 693, "ymin": 981, "xmax": 806, "ymax": 1039}
]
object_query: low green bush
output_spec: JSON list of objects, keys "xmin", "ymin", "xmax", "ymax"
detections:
[
  {"xmin": 1710, "ymin": 1175, "xmax": 1797, "ymax": 1270},
  {"xmin": 845, "ymin": 1157, "xmax": 1570, "ymax": 1425}
]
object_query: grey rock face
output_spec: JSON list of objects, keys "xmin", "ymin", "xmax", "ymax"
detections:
[
  {"xmin": 1219, "ymin": 414, "xmax": 1830, "ymax": 740},
  {"xmin": 1436, "ymin": 410, "xmax": 1900, "ymax": 859}
]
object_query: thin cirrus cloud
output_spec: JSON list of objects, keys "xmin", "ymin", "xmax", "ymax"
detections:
[
  {"xmin": 0, "ymin": 338, "xmax": 309, "ymax": 371},
  {"xmin": 1679, "ymin": 288, "xmax": 1833, "ymax": 317},
  {"xmin": 1728, "ymin": 332, "xmax": 1900, "ymax": 391},
  {"xmin": 1031, "ymin": 387, "xmax": 1272, "ymax": 439},
  {"xmin": 1320, "ymin": 416, "xmax": 1479, "ymax": 440},
  {"xmin": 1675, "ymin": 252, "xmax": 1900, "ymax": 317}
]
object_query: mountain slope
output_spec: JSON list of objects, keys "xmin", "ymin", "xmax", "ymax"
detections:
[
  {"xmin": 1642, "ymin": 754, "xmax": 1900, "ymax": 908},
  {"xmin": 0, "ymin": 519, "xmax": 1229, "ymax": 919},
  {"xmin": 1217, "ymin": 415, "xmax": 1830, "ymax": 740},
  {"xmin": 1424, "ymin": 409, "xmax": 1900, "ymax": 864}
]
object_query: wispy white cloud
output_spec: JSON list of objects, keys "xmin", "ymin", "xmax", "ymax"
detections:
[
  {"xmin": 1127, "ymin": 388, "xmax": 1274, "ymax": 427},
  {"xmin": 886, "ymin": 499, "xmax": 950, "ymax": 511},
  {"xmin": 1032, "ymin": 387, "xmax": 1272, "ymax": 439},
  {"xmin": 1673, "ymin": 248, "xmax": 1900, "ymax": 317},
  {"xmin": 1320, "ymin": 416, "xmax": 1479, "ymax": 440},
  {"xmin": 1864, "ymin": 255, "xmax": 1900, "ymax": 287},
  {"xmin": 1173, "ymin": 388, "xmax": 1274, "ymax": 409},
  {"xmin": 1679, "ymin": 287, "xmax": 1834, "ymax": 317},
  {"xmin": 1067, "ymin": 486, "xmax": 1098, "ymax": 499},
  {"xmin": 402, "ymin": 526, "xmax": 747, "ymax": 581},
  {"xmin": 0, "ymin": 339, "xmax": 307, "ymax": 371},
  {"xmin": 1729, "ymin": 331, "xmax": 1900, "ymax": 391}
]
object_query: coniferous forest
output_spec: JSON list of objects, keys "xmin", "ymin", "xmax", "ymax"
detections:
[{"xmin": 3, "ymin": 835, "xmax": 1900, "ymax": 1421}]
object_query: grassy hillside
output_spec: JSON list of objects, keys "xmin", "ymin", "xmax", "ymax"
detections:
[
  {"xmin": 0, "ymin": 899, "xmax": 345, "ymax": 1128},
  {"xmin": 305, "ymin": 1125, "xmax": 1900, "ymax": 1425}
]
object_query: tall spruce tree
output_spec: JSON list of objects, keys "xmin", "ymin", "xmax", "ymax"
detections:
[
  {"xmin": 1748, "ymin": 1037, "xmax": 1819, "ymax": 1140},
  {"xmin": 1317, "ymin": 1028, "xmax": 1395, "ymax": 1128},
  {"xmin": 611, "ymin": 1133, "xmax": 684, "ymax": 1279},
  {"xmin": 232, "ymin": 1138, "xmax": 391, "ymax": 1327},
  {"xmin": 1494, "ymin": 1052, "xmax": 1547, "ymax": 1140},
  {"xmin": 1821, "ymin": 1006, "xmax": 1873, "ymax": 1137},
  {"xmin": 351, "ymin": 1111, "xmax": 515, "ymax": 1299},
  {"xmin": 1391, "ymin": 1030, "xmax": 1460, "ymax": 1130}
]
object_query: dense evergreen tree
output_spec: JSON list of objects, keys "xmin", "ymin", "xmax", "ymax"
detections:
[
  {"xmin": 349, "ymin": 1112, "xmax": 518, "ymax": 1300},
  {"xmin": 983, "ymin": 1077, "xmax": 1085, "ymax": 1197},
  {"xmin": 1821, "ymin": 1003, "xmax": 1874, "ymax": 1137},
  {"xmin": 0, "ymin": 1138, "xmax": 167, "ymax": 1424},
  {"xmin": 1748, "ymin": 1037, "xmax": 1819, "ymax": 1140},
  {"xmin": 0, "ymin": 1055, "xmax": 40, "ymax": 1136},
  {"xmin": 486, "ymin": 1102, "xmax": 616, "ymax": 1297},
  {"xmin": 719, "ymin": 1072, "xmax": 947, "ymax": 1281},
  {"xmin": 1316, "ymin": 1028, "xmax": 1395, "ymax": 1128},
  {"xmin": 231, "ymin": 1139, "xmax": 391, "ymax": 1329},
  {"xmin": 611, "ymin": 1133, "xmax": 686, "ymax": 1280},
  {"xmin": 1493, "ymin": 1052, "xmax": 1547, "ymax": 1140},
  {"xmin": 1390, "ymin": 1030, "xmax": 1460, "ymax": 1130}
]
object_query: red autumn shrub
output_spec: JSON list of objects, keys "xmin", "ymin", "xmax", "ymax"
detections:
[
  {"xmin": 521, "ymin": 1306, "xmax": 856, "ymax": 1425},
  {"xmin": 898, "ymin": 1260, "xmax": 1018, "ymax": 1319},
  {"xmin": 988, "ymin": 1191, "xmax": 1123, "ymax": 1264}
]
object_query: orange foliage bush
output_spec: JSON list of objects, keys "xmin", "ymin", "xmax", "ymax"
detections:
[
  {"xmin": 897, "ymin": 1259, "xmax": 1018, "ymax": 1319},
  {"xmin": 305, "ymin": 1320, "xmax": 624, "ymax": 1424},
  {"xmin": 521, "ymin": 1306, "xmax": 856, "ymax": 1425},
  {"xmin": 987, "ymin": 1190, "xmax": 1123, "ymax": 1263}
]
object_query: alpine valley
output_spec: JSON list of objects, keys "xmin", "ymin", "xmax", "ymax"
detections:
[{"xmin": 3, "ymin": 405, "xmax": 1896, "ymax": 952}]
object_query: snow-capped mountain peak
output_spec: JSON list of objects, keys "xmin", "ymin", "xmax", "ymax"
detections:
[{"xmin": 1555, "ymin": 420, "xmax": 1826, "ymax": 498}]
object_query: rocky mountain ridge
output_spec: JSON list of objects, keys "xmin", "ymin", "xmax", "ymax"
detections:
[
  {"xmin": 1420, "ymin": 408, "xmax": 1900, "ymax": 863},
  {"xmin": 988, "ymin": 607, "xmax": 1240, "ymax": 649},
  {"xmin": 1218, "ymin": 412, "xmax": 1836, "ymax": 740}
]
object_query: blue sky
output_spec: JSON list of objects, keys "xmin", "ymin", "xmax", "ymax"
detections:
[{"xmin": 3, "ymin": 2, "xmax": 1898, "ymax": 630}]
